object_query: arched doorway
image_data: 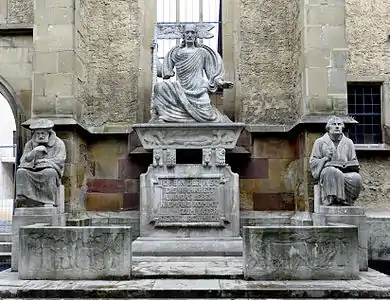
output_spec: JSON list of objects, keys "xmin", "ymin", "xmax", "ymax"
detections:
[{"xmin": 0, "ymin": 76, "xmax": 28, "ymax": 229}]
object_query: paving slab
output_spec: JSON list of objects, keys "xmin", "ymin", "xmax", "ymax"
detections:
[{"xmin": 0, "ymin": 268, "xmax": 389, "ymax": 298}]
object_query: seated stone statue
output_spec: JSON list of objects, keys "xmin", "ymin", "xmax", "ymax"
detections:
[
  {"xmin": 16, "ymin": 119, "xmax": 66, "ymax": 207},
  {"xmin": 152, "ymin": 23, "xmax": 233, "ymax": 123},
  {"xmin": 309, "ymin": 116, "xmax": 362, "ymax": 206}
]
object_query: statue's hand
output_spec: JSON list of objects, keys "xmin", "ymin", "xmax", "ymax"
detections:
[
  {"xmin": 34, "ymin": 145, "xmax": 47, "ymax": 153},
  {"xmin": 221, "ymin": 81, "xmax": 234, "ymax": 89},
  {"xmin": 163, "ymin": 72, "xmax": 174, "ymax": 80}
]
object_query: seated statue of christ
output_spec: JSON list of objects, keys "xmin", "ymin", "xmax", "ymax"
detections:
[{"xmin": 151, "ymin": 24, "xmax": 233, "ymax": 123}]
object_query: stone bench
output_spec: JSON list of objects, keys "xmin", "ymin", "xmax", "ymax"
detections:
[
  {"xmin": 18, "ymin": 225, "xmax": 132, "ymax": 280},
  {"xmin": 243, "ymin": 225, "xmax": 359, "ymax": 280}
]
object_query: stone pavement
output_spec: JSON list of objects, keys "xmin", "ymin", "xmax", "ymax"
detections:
[{"xmin": 1, "ymin": 267, "xmax": 390, "ymax": 298}]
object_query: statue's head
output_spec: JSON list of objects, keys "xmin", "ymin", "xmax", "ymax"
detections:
[
  {"xmin": 182, "ymin": 24, "xmax": 199, "ymax": 46},
  {"xmin": 326, "ymin": 116, "xmax": 344, "ymax": 135},
  {"xmin": 30, "ymin": 119, "xmax": 54, "ymax": 145}
]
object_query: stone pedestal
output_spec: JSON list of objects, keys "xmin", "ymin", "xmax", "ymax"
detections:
[
  {"xmin": 243, "ymin": 225, "xmax": 359, "ymax": 280},
  {"xmin": 313, "ymin": 205, "xmax": 368, "ymax": 271},
  {"xmin": 18, "ymin": 225, "xmax": 132, "ymax": 280},
  {"xmin": 11, "ymin": 206, "xmax": 65, "ymax": 271},
  {"xmin": 133, "ymin": 122, "xmax": 244, "ymax": 256}
]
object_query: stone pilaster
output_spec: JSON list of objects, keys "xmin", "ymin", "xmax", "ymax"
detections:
[
  {"xmin": 299, "ymin": 0, "xmax": 348, "ymax": 115},
  {"xmin": 31, "ymin": 0, "xmax": 87, "ymax": 213},
  {"xmin": 32, "ymin": 0, "xmax": 84, "ymax": 121}
]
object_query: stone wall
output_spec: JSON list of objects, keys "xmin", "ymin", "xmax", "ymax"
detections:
[
  {"xmin": 355, "ymin": 154, "xmax": 390, "ymax": 211},
  {"xmin": 346, "ymin": 0, "xmax": 390, "ymax": 77},
  {"xmin": 237, "ymin": 137, "xmax": 299, "ymax": 211},
  {"xmin": 346, "ymin": 0, "xmax": 390, "ymax": 210},
  {"xmin": 85, "ymin": 137, "xmax": 147, "ymax": 212},
  {"xmin": 0, "ymin": 0, "xmax": 33, "ymax": 24},
  {"xmin": 239, "ymin": 0, "xmax": 300, "ymax": 125},
  {"xmin": 0, "ymin": 35, "xmax": 32, "ymax": 116},
  {"xmin": 79, "ymin": 0, "xmax": 141, "ymax": 127},
  {"xmin": 0, "ymin": 1, "xmax": 32, "ymax": 116}
]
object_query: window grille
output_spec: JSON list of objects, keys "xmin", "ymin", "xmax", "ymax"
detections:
[{"xmin": 347, "ymin": 83, "xmax": 382, "ymax": 144}]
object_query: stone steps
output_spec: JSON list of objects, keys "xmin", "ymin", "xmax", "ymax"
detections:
[
  {"xmin": 1, "ymin": 268, "xmax": 390, "ymax": 299},
  {"xmin": 0, "ymin": 252, "xmax": 11, "ymax": 266},
  {"xmin": 0, "ymin": 234, "xmax": 11, "ymax": 268},
  {"xmin": 0, "ymin": 233, "xmax": 11, "ymax": 242},
  {"xmin": 132, "ymin": 256, "xmax": 242, "ymax": 279},
  {"xmin": 0, "ymin": 242, "xmax": 11, "ymax": 253}
]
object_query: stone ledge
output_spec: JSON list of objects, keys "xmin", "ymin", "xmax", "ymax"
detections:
[
  {"xmin": 248, "ymin": 114, "xmax": 357, "ymax": 134},
  {"xmin": 355, "ymin": 143, "xmax": 390, "ymax": 152},
  {"xmin": 0, "ymin": 268, "xmax": 390, "ymax": 298},
  {"xmin": 0, "ymin": 24, "xmax": 33, "ymax": 35}
]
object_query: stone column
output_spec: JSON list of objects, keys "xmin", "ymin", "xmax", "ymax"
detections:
[
  {"xmin": 32, "ymin": 0, "xmax": 84, "ymax": 120},
  {"xmin": 299, "ymin": 0, "xmax": 348, "ymax": 115}
]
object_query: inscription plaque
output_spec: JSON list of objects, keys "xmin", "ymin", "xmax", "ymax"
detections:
[{"xmin": 152, "ymin": 177, "xmax": 226, "ymax": 227}]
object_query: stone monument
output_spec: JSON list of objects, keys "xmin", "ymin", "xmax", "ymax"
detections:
[
  {"xmin": 311, "ymin": 116, "xmax": 368, "ymax": 271},
  {"xmin": 12, "ymin": 119, "xmax": 66, "ymax": 271},
  {"xmin": 132, "ymin": 23, "xmax": 244, "ymax": 256}
]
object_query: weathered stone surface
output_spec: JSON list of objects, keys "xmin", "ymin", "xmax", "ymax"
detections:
[
  {"xmin": 134, "ymin": 123, "xmax": 244, "ymax": 150},
  {"xmin": 80, "ymin": 0, "xmax": 140, "ymax": 126},
  {"xmin": 239, "ymin": 0, "xmax": 300, "ymax": 124},
  {"xmin": 18, "ymin": 225, "xmax": 132, "ymax": 280},
  {"xmin": 11, "ymin": 206, "xmax": 65, "ymax": 271},
  {"xmin": 356, "ymin": 157, "xmax": 390, "ymax": 211},
  {"xmin": 346, "ymin": 0, "xmax": 390, "ymax": 77},
  {"xmin": 367, "ymin": 214, "xmax": 390, "ymax": 261},
  {"xmin": 313, "ymin": 205, "xmax": 368, "ymax": 271},
  {"xmin": 132, "ymin": 237, "xmax": 243, "ymax": 257},
  {"xmin": 243, "ymin": 225, "xmax": 359, "ymax": 280},
  {"xmin": 7, "ymin": 0, "xmax": 33, "ymax": 24},
  {"xmin": 132, "ymin": 256, "xmax": 242, "ymax": 279}
]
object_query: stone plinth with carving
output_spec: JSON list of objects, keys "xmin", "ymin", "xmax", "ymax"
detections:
[
  {"xmin": 18, "ymin": 225, "xmax": 132, "ymax": 280},
  {"xmin": 243, "ymin": 225, "xmax": 359, "ymax": 280},
  {"xmin": 313, "ymin": 205, "xmax": 368, "ymax": 271},
  {"xmin": 132, "ymin": 123, "xmax": 244, "ymax": 256},
  {"xmin": 133, "ymin": 123, "xmax": 244, "ymax": 150}
]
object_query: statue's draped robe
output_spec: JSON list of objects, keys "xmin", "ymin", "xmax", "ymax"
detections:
[
  {"xmin": 16, "ymin": 132, "xmax": 66, "ymax": 205},
  {"xmin": 310, "ymin": 133, "xmax": 362, "ymax": 205},
  {"xmin": 154, "ymin": 44, "xmax": 225, "ymax": 122}
]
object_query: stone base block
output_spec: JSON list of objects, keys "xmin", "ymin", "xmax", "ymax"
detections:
[
  {"xmin": 367, "ymin": 213, "xmax": 390, "ymax": 261},
  {"xmin": 132, "ymin": 237, "xmax": 243, "ymax": 256},
  {"xmin": 11, "ymin": 207, "xmax": 65, "ymax": 271},
  {"xmin": 18, "ymin": 225, "xmax": 132, "ymax": 280},
  {"xmin": 243, "ymin": 225, "xmax": 359, "ymax": 280},
  {"xmin": 313, "ymin": 205, "xmax": 368, "ymax": 271}
]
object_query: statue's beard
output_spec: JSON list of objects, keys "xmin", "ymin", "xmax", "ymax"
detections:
[{"xmin": 35, "ymin": 137, "xmax": 49, "ymax": 144}]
